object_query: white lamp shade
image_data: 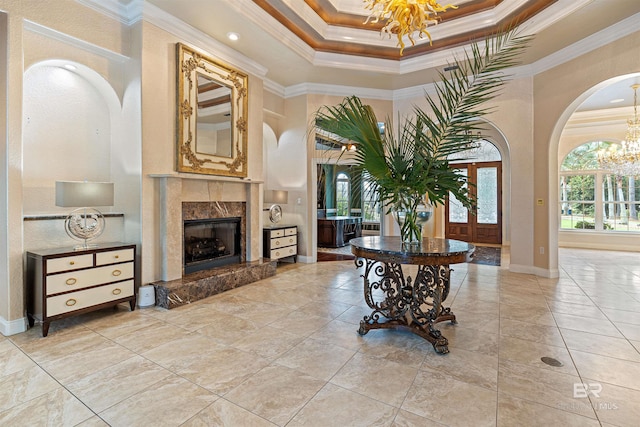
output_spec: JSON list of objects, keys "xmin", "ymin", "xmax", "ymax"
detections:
[
  {"xmin": 55, "ymin": 181, "xmax": 114, "ymax": 207},
  {"xmin": 264, "ymin": 190, "xmax": 288, "ymax": 204}
]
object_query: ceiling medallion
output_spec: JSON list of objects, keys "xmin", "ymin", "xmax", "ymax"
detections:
[{"xmin": 364, "ymin": 0, "xmax": 457, "ymax": 55}]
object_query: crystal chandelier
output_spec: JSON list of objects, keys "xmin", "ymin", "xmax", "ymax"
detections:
[
  {"xmin": 598, "ymin": 84, "xmax": 640, "ymax": 177},
  {"xmin": 364, "ymin": 0, "xmax": 457, "ymax": 55}
]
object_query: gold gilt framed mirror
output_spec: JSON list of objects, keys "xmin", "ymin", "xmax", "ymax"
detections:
[{"xmin": 176, "ymin": 43, "xmax": 248, "ymax": 177}]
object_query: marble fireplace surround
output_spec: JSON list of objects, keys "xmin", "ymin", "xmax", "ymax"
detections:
[{"xmin": 149, "ymin": 174, "xmax": 276, "ymax": 309}]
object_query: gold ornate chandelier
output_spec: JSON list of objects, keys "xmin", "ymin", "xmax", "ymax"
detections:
[
  {"xmin": 364, "ymin": 0, "xmax": 457, "ymax": 55},
  {"xmin": 598, "ymin": 84, "xmax": 640, "ymax": 176}
]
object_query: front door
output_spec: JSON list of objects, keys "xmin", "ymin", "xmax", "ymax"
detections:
[{"xmin": 445, "ymin": 161, "xmax": 502, "ymax": 244}]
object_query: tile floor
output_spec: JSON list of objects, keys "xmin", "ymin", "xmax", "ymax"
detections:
[{"xmin": 2, "ymin": 248, "xmax": 640, "ymax": 426}]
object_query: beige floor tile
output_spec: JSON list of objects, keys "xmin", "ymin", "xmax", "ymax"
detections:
[
  {"xmin": 297, "ymin": 299, "xmax": 354, "ymax": 319},
  {"xmin": 267, "ymin": 309, "xmax": 333, "ymax": 336},
  {"xmin": 614, "ymin": 321, "xmax": 640, "ymax": 341},
  {"xmin": 10, "ymin": 326, "xmax": 107, "ymax": 364},
  {"xmin": 288, "ymin": 383, "xmax": 397, "ymax": 426},
  {"xmin": 560, "ymin": 328, "xmax": 640, "ymax": 362},
  {"xmin": 499, "ymin": 336, "xmax": 578, "ymax": 376},
  {"xmin": 498, "ymin": 360, "xmax": 597, "ymax": 419},
  {"xmin": 442, "ymin": 309, "xmax": 500, "ymax": 334},
  {"xmin": 358, "ymin": 329, "xmax": 432, "ymax": 368},
  {"xmin": 442, "ymin": 324, "xmax": 499, "ymax": 357},
  {"xmin": 273, "ymin": 338, "xmax": 356, "ymax": 381},
  {"xmin": 330, "ymin": 352, "xmax": 419, "ymax": 407},
  {"xmin": 601, "ymin": 307, "xmax": 640, "ymax": 326},
  {"xmin": 500, "ymin": 303, "xmax": 557, "ymax": 326},
  {"xmin": 585, "ymin": 378, "xmax": 640, "ymax": 426},
  {"xmin": 230, "ymin": 325, "xmax": 304, "ymax": 360},
  {"xmin": 497, "ymin": 394, "xmax": 601, "ymax": 427},
  {"xmin": 0, "ymin": 387, "xmax": 94, "ymax": 427},
  {"xmin": 500, "ymin": 317, "xmax": 565, "ymax": 347},
  {"xmin": 308, "ymin": 319, "xmax": 368, "ymax": 351},
  {"xmin": 392, "ymin": 409, "xmax": 448, "ymax": 426},
  {"xmin": 40, "ymin": 340, "xmax": 137, "ymax": 384},
  {"xmin": 141, "ymin": 333, "xmax": 227, "ymax": 371},
  {"xmin": 224, "ymin": 365, "xmax": 325, "ymax": 426},
  {"xmin": 172, "ymin": 346, "xmax": 271, "ymax": 395},
  {"xmin": 114, "ymin": 320, "xmax": 190, "ymax": 353},
  {"xmin": 571, "ymin": 350, "xmax": 640, "ymax": 391},
  {"xmin": 0, "ymin": 341, "xmax": 37, "ymax": 377},
  {"xmin": 182, "ymin": 398, "xmax": 277, "ymax": 426},
  {"xmin": 83, "ymin": 307, "xmax": 150, "ymax": 339},
  {"xmin": 553, "ymin": 312, "xmax": 623, "ymax": 338},
  {"xmin": 99, "ymin": 375, "xmax": 217, "ymax": 427},
  {"xmin": 421, "ymin": 346, "xmax": 498, "ymax": 390},
  {"xmin": 194, "ymin": 313, "xmax": 261, "ymax": 345},
  {"xmin": 547, "ymin": 300, "xmax": 607, "ymax": 319},
  {"xmin": 66, "ymin": 355, "xmax": 173, "ymax": 413},
  {"xmin": 0, "ymin": 365, "xmax": 61, "ymax": 412},
  {"xmin": 402, "ymin": 369, "xmax": 497, "ymax": 426},
  {"xmin": 76, "ymin": 415, "xmax": 110, "ymax": 426}
]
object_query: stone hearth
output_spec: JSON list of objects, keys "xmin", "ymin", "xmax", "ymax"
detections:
[{"xmin": 152, "ymin": 259, "xmax": 276, "ymax": 309}]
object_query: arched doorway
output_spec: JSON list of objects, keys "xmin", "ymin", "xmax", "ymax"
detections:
[{"xmin": 445, "ymin": 140, "xmax": 503, "ymax": 244}]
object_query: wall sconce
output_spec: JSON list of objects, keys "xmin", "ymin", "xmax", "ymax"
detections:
[
  {"xmin": 55, "ymin": 181, "xmax": 114, "ymax": 249},
  {"xmin": 264, "ymin": 190, "xmax": 288, "ymax": 224}
]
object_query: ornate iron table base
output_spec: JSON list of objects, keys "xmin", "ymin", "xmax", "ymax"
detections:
[{"xmin": 356, "ymin": 258, "xmax": 457, "ymax": 354}]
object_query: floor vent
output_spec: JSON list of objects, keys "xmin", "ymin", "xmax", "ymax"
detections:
[{"xmin": 541, "ymin": 356, "xmax": 563, "ymax": 367}]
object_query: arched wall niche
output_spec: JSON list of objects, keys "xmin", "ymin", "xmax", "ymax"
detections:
[{"xmin": 22, "ymin": 59, "xmax": 131, "ymax": 250}]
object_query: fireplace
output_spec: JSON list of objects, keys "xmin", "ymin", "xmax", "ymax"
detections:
[{"xmin": 184, "ymin": 217, "xmax": 241, "ymax": 274}]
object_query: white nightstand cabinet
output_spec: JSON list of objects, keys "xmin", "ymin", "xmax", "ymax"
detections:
[
  {"xmin": 263, "ymin": 225, "xmax": 297, "ymax": 262},
  {"xmin": 26, "ymin": 243, "xmax": 137, "ymax": 337}
]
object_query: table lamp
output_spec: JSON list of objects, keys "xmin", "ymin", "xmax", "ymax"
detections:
[
  {"xmin": 55, "ymin": 181, "xmax": 114, "ymax": 249},
  {"xmin": 264, "ymin": 190, "xmax": 288, "ymax": 224}
]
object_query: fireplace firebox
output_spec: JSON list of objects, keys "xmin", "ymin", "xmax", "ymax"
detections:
[{"xmin": 184, "ymin": 217, "xmax": 241, "ymax": 274}]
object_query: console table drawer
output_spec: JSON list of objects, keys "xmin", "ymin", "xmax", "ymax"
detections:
[
  {"xmin": 46, "ymin": 254, "xmax": 93, "ymax": 274},
  {"xmin": 270, "ymin": 246, "xmax": 296, "ymax": 260},
  {"xmin": 269, "ymin": 229, "xmax": 285, "ymax": 238},
  {"xmin": 271, "ymin": 235, "xmax": 297, "ymax": 249},
  {"xmin": 96, "ymin": 248, "xmax": 134, "ymax": 266},
  {"xmin": 46, "ymin": 280, "xmax": 135, "ymax": 317},
  {"xmin": 46, "ymin": 262, "xmax": 134, "ymax": 295}
]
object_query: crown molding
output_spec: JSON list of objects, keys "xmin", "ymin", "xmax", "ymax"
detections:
[
  {"xmin": 76, "ymin": 0, "xmax": 142, "ymax": 25},
  {"xmin": 284, "ymin": 83, "xmax": 393, "ymax": 100},
  {"xmin": 142, "ymin": 2, "xmax": 268, "ymax": 78},
  {"xmin": 23, "ymin": 20, "xmax": 129, "ymax": 63},
  {"xmin": 530, "ymin": 11, "xmax": 640, "ymax": 75}
]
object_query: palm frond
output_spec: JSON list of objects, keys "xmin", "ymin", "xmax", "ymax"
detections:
[{"xmin": 314, "ymin": 26, "xmax": 532, "ymax": 213}]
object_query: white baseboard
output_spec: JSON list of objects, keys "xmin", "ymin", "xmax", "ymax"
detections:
[
  {"xmin": 297, "ymin": 255, "xmax": 313, "ymax": 263},
  {"xmin": 509, "ymin": 263, "xmax": 559, "ymax": 278},
  {"xmin": 0, "ymin": 315, "xmax": 28, "ymax": 337}
]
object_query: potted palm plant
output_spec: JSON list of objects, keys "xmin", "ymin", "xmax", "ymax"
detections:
[{"xmin": 314, "ymin": 28, "xmax": 531, "ymax": 245}]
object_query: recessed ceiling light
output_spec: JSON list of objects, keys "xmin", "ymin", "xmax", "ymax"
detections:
[
  {"xmin": 63, "ymin": 64, "xmax": 77, "ymax": 71},
  {"xmin": 609, "ymin": 98, "xmax": 624, "ymax": 104},
  {"xmin": 227, "ymin": 32, "xmax": 239, "ymax": 41}
]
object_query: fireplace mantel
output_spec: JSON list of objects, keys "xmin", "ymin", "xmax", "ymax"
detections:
[
  {"xmin": 150, "ymin": 173, "xmax": 263, "ymax": 281},
  {"xmin": 149, "ymin": 173, "xmax": 263, "ymax": 185}
]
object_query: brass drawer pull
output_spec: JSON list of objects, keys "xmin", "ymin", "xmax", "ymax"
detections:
[
  {"xmin": 66, "ymin": 299, "xmax": 77, "ymax": 307},
  {"xmin": 275, "ymin": 240, "xmax": 280, "ymax": 245},
  {"xmin": 275, "ymin": 252, "xmax": 280, "ymax": 256},
  {"xmin": 69, "ymin": 261, "xmax": 75, "ymax": 265},
  {"xmin": 112, "ymin": 288, "xmax": 122, "ymax": 295},
  {"xmin": 65, "ymin": 278, "xmax": 77, "ymax": 286},
  {"xmin": 112, "ymin": 270, "xmax": 122, "ymax": 276},
  {"xmin": 114, "ymin": 255, "xmax": 119, "ymax": 259},
  {"xmin": 289, "ymin": 238, "xmax": 294, "ymax": 243}
]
